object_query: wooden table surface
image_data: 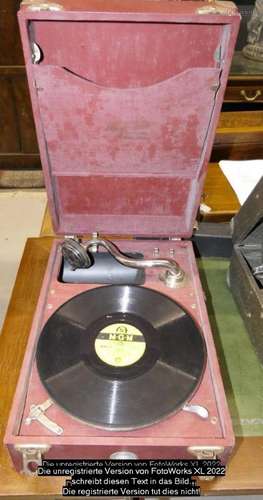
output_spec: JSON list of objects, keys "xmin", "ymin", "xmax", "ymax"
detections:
[
  {"xmin": 200, "ymin": 163, "xmax": 240, "ymax": 222},
  {"xmin": 0, "ymin": 237, "xmax": 263, "ymax": 497}
]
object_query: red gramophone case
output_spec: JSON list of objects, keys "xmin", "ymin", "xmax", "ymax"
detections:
[{"xmin": 5, "ymin": 0, "xmax": 240, "ymax": 475}]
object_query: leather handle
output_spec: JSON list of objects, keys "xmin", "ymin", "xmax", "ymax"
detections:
[{"xmin": 240, "ymin": 89, "xmax": 261, "ymax": 102}]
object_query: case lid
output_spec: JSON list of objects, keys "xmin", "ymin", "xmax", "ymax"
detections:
[
  {"xmin": 232, "ymin": 176, "xmax": 263, "ymax": 246},
  {"xmin": 19, "ymin": 0, "xmax": 240, "ymax": 237}
]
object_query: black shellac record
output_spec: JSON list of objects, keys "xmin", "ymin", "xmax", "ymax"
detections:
[{"xmin": 36, "ymin": 285, "xmax": 207, "ymax": 430}]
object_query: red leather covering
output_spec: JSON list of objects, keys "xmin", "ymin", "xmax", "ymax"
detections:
[{"xmin": 18, "ymin": 1, "xmax": 240, "ymax": 236}]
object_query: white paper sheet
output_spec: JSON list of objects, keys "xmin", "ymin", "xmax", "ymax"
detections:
[{"xmin": 219, "ymin": 160, "xmax": 263, "ymax": 205}]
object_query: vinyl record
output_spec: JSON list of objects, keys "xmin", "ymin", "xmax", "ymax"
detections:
[{"xmin": 36, "ymin": 285, "xmax": 207, "ymax": 430}]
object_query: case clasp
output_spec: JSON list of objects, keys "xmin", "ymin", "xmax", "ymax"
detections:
[
  {"xmin": 197, "ymin": 0, "xmax": 237, "ymax": 15},
  {"xmin": 187, "ymin": 446, "xmax": 225, "ymax": 481},
  {"xmin": 14, "ymin": 444, "xmax": 50, "ymax": 475}
]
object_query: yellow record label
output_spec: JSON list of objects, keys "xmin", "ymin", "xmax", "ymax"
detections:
[{"xmin": 95, "ymin": 323, "xmax": 146, "ymax": 367}]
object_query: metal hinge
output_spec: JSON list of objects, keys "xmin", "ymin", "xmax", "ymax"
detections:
[
  {"xmin": 14, "ymin": 444, "xmax": 50, "ymax": 475},
  {"xmin": 197, "ymin": 0, "xmax": 237, "ymax": 15},
  {"xmin": 21, "ymin": 0, "xmax": 63, "ymax": 11},
  {"xmin": 214, "ymin": 45, "xmax": 222, "ymax": 64},
  {"xmin": 31, "ymin": 42, "xmax": 42, "ymax": 64}
]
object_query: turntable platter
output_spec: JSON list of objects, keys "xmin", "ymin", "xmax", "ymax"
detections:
[{"xmin": 36, "ymin": 285, "xmax": 206, "ymax": 430}]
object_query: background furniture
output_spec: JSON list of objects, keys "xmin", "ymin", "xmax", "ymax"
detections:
[
  {"xmin": 0, "ymin": 0, "xmax": 40, "ymax": 176},
  {"xmin": 225, "ymin": 52, "xmax": 263, "ymax": 106},
  {"xmin": 212, "ymin": 110, "xmax": 263, "ymax": 161}
]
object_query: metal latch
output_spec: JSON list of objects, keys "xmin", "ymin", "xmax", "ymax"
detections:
[
  {"xmin": 187, "ymin": 446, "xmax": 224, "ymax": 481},
  {"xmin": 25, "ymin": 399, "xmax": 63, "ymax": 435},
  {"xmin": 14, "ymin": 444, "xmax": 50, "ymax": 475},
  {"xmin": 188, "ymin": 446, "xmax": 224, "ymax": 459}
]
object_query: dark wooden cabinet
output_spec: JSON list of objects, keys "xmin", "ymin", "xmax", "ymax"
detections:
[
  {"xmin": 212, "ymin": 110, "xmax": 263, "ymax": 162},
  {"xmin": 0, "ymin": 0, "xmax": 40, "ymax": 173},
  {"xmin": 225, "ymin": 76, "xmax": 263, "ymax": 104},
  {"xmin": 225, "ymin": 52, "xmax": 263, "ymax": 105}
]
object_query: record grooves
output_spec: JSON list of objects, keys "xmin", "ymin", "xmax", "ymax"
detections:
[{"xmin": 36, "ymin": 285, "xmax": 207, "ymax": 430}]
